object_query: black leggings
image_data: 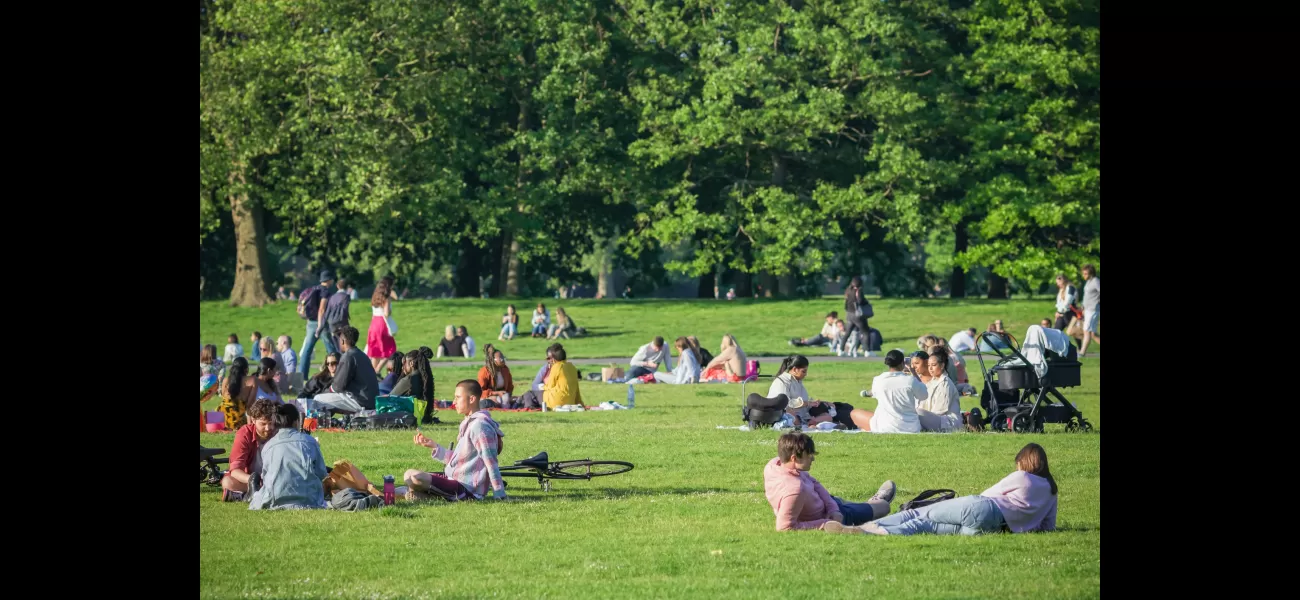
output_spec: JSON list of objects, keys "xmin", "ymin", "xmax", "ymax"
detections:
[{"xmin": 809, "ymin": 402, "xmax": 860, "ymax": 429}]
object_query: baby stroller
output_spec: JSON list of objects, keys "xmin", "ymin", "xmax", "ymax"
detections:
[{"xmin": 973, "ymin": 328, "xmax": 1093, "ymax": 433}]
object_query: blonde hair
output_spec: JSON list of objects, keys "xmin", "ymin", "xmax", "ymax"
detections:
[{"xmin": 444, "ymin": 325, "xmax": 456, "ymax": 341}]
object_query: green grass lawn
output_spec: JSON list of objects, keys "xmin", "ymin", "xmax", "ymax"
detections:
[
  {"xmin": 200, "ymin": 297, "xmax": 1098, "ymax": 369},
  {"xmin": 199, "ymin": 360, "xmax": 1100, "ymax": 599}
]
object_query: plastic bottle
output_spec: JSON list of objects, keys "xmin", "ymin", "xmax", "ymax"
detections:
[
  {"xmin": 627, "ymin": 384, "xmax": 635, "ymax": 409},
  {"xmin": 382, "ymin": 475, "xmax": 395, "ymax": 505}
]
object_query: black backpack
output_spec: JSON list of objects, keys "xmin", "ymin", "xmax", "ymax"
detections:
[
  {"xmin": 298, "ymin": 286, "xmax": 324, "ymax": 320},
  {"xmin": 899, "ymin": 489, "xmax": 956, "ymax": 511}
]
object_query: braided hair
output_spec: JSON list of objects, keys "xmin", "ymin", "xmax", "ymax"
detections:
[
  {"xmin": 482, "ymin": 343, "xmax": 499, "ymax": 388},
  {"xmin": 403, "ymin": 346, "xmax": 435, "ymax": 401}
]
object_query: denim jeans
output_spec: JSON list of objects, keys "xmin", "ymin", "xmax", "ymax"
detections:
[
  {"xmin": 872, "ymin": 495, "xmax": 1005, "ymax": 536},
  {"xmin": 531, "ymin": 324, "xmax": 547, "ymax": 336},
  {"xmin": 500, "ymin": 322, "xmax": 517, "ymax": 338},
  {"xmin": 299, "ymin": 321, "xmax": 321, "ymax": 377},
  {"xmin": 832, "ymin": 496, "xmax": 880, "ymax": 526},
  {"xmin": 626, "ymin": 366, "xmax": 654, "ymax": 379}
]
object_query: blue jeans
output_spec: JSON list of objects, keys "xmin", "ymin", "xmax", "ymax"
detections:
[
  {"xmin": 531, "ymin": 324, "xmax": 547, "ymax": 336},
  {"xmin": 832, "ymin": 496, "xmax": 879, "ymax": 527},
  {"xmin": 872, "ymin": 495, "xmax": 1005, "ymax": 536},
  {"xmin": 500, "ymin": 322, "xmax": 517, "ymax": 338},
  {"xmin": 626, "ymin": 366, "xmax": 653, "ymax": 379},
  {"xmin": 299, "ymin": 321, "xmax": 339, "ymax": 376}
]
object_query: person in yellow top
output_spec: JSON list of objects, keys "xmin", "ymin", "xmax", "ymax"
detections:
[{"xmin": 542, "ymin": 344, "xmax": 584, "ymax": 409}]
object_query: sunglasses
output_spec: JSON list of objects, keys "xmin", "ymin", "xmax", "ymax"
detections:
[{"xmin": 326, "ymin": 362, "xmax": 339, "ymax": 367}]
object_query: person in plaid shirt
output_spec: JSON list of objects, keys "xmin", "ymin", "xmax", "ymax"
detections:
[{"xmin": 403, "ymin": 379, "xmax": 508, "ymax": 501}]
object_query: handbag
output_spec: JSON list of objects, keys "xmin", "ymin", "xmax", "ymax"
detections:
[
  {"xmin": 899, "ymin": 489, "xmax": 957, "ymax": 511},
  {"xmin": 385, "ymin": 315, "xmax": 399, "ymax": 335},
  {"xmin": 1066, "ymin": 316, "xmax": 1085, "ymax": 339}
]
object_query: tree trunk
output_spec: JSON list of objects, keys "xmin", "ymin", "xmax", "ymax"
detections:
[
  {"xmin": 950, "ymin": 218, "xmax": 969, "ymax": 298},
  {"xmin": 778, "ymin": 273, "xmax": 795, "ymax": 297},
  {"xmin": 986, "ymin": 272, "xmax": 1008, "ymax": 299},
  {"xmin": 489, "ymin": 234, "xmax": 506, "ymax": 297},
  {"xmin": 227, "ymin": 169, "xmax": 273, "ymax": 308},
  {"xmin": 734, "ymin": 270, "xmax": 753, "ymax": 298},
  {"xmin": 454, "ymin": 238, "xmax": 482, "ymax": 298},
  {"xmin": 504, "ymin": 236, "xmax": 521, "ymax": 296},
  {"xmin": 598, "ymin": 269, "xmax": 612, "ymax": 299},
  {"xmin": 697, "ymin": 269, "xmax": 714, "ymax": 298}
]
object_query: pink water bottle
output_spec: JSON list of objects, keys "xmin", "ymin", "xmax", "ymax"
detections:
[{"xmin": 382, "ymin": 475, "xmax": 395, "ymax": 505}]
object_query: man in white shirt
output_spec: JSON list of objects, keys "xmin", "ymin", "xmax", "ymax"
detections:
[
  {"xmin": 949, "ymin": 328, "xmax": 977, "ymax": 353},
  {"xmin": 790, "ymin": 312, "xmax": 839, "ymax": 348},
  {"xmin": 627, "ymin": 337, "xmax": 673, "ymax": 379}
]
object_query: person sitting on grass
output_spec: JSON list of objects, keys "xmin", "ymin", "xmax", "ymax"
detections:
[
  {"xmin": 790, "ymin": 312, "xmax": 838, "ymax": 348},
  {"xmin": 252, "ymin": 357, "xmax": 284, "ymax": 405},
  {"xmin": 200, "ymin": 344, "xmax": 225, "ymax": 401},
  {"xmin": 404, "ymin": 380, "xmax": 508, "ymax": 501},
  {"xmin": 436, "ymin": 325, "xmax": 468, "ymax": 358},
  {"xmin": 477, "ymin": 345, "xmax": 515, "ymax": 407},
  {"xmin": 542, "ymin": 344, "xmax": 585, "ymax": 409},
  {"xmin": 823, "ymin": 442, "xmax": 1057, "ymax": 536},
  {"xmin": 769, "ymin": 354, "xmax": 873, "ymax": 429},
  {"xmin": 977, "ymin": 320, "xmax": 1012, "ymax": 352},
  {"xmin": 702, "ymin": 334, "xmax": 748, "ymax": 382},
  {"xmin": 627, "ymin": 336, "xmax": 673, "ymax": 380},
  {"xmin": 249, "ymin": 404, "xmax": 328, "ymax": 511},
  {"xmin": 514, "ymin": 347, "xmax": 555, "ymax": 410},
  {"xmin": 299, "ymin": 352, "xmax": 340, "ymax": 399},
  {"xmin": 314, "ymin": 326, "xmax": 379, "ymax": 416},
  {"xmin": 859, "ymin": 350, "xmax": 928, "ymax": 434},
  {"xmin": 949, "ymin": 327, "xmax": 978, "ymax": 353},
  {"xmin": 686, "ymin": 336, "xmax": 713, "ymax": 366},
  {"xmin": 909, "ymin": 351, "xmax": 932, "ymax": 385},
  {"xmin": 392, "ymin": 347, "xmax": 437, "ymax": 424},
  {"xmin": 530, "ymin": 303, "xmax": 551, "ymax": 338},
  {"xmin": 764, "ymin": 432, "xmax": 896, "ymax": 531},
  {"xmin": 257, "ymin": 337, "xmax": 287, "ymax": 394},
  {"xmin": 458, "ymin": 325, "xmax": 477, "ymax": 358},
  {"xmin": 546, "ymin": 307, "xmax": 579, "ymax": 340},
  {"xmin": 646, "ymin": 337, "xmax": 700, "ymax": 384},
  {"xmin": 218, "ymin": 357, "xmax": 258, "ymax": 431},
  {"xmin": 220, "ymin": 398, "xmax": 280, "ymax": 502},
  {"xmin": 499, "ymin": 304, "xmax": 519, "ymax": 341},
  {"xmin": 223, "ymin": 333, "xmax": 244, "ymax": 364},
  {"xmin": 918, "ymin": 350, "xmax": 962, "ymax": 433},
  {"xmin": 377, "ymin": 349, "xmax": 405, "ymax": 396}
]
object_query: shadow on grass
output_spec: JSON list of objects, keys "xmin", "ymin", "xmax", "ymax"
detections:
[{"xmin": 495, "ymin": 485, "xmax": 739, "ymax": 500}]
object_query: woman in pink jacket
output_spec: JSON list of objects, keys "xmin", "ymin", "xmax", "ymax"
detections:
[
  {"xmin": 763, "ymin": 432, "xmax": 896, "ymax": 531},
  {"xmin": 824, "ymin": 443, "xmax": 1058, "ymax": 536}
]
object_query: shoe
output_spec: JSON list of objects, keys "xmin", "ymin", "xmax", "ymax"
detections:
[
  {"xmin": 821, "ymin": 521, "xmax": 864, "ymax": 535},
  {"xmin": 221, "ymin": 489, "xmax": 245, "ymax": 503},
  {"xmin": 870, "ymin": 480, "xmax": 897, "ymax": 504},
  {"xmin": 859, "ymin": 521, "xmax": 889, "ymax": 535},
  {"xmin": 405, "ymin": 489, "xmax": 431, "ymax": 502}
]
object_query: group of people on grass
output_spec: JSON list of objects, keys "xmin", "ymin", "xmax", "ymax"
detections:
[
  {"xmin": 606, "ymin": 334, "xmax": 749, "ymax": 385},
  {"xmin": 765, "ymin": 432, "xmax": 1057, "ymax": 536},
  {"xmin": 219, "ymin": 382, "xmax": 1059, "ymax": 541},
  {"xmin": 497, "ymin": 303, "xmax": 585, "ymax": 341}
]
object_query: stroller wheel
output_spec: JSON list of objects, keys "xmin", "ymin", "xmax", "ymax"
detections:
[
  {"xmin": 1011, "ymin": 413, "xmax": 1035, "ymax": 433},
  {"xmin": 1077, "ymin": 419, "xmax": 1093, "ymax": 432}
]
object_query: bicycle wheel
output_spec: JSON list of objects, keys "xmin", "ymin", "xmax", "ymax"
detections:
[{"xmin": 550, "ymin": 460, "xmax": 634, "ymax": 479}]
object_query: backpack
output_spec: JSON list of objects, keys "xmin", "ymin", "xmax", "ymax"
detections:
[
  {"xmin": 859, "ymin": 299, "xmax": 874, "ymax": 319},
  {"xmin": 744, "ymin": 360, "xmax": 760, "ymax": 382},
  {"xmin": 324, "ymin": 291, "xmax": 351, "ymax": 327},
  {"xmin": 899, "ymin": 489, "xmax": 956, "ymax": 511},
  {"xmin": 297, "ymin": 286, "xmax": 324, "ymax": 320}
]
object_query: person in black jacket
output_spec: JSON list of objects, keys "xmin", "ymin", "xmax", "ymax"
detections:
[
  {"xmin": 299, "ymin": 353, "xmax": 342, "ymax": 398},
  {"xmin": 314, "ymin": 326, "xmax": 379, "ymax": 414}
]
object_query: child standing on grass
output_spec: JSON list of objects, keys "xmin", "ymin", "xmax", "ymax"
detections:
[
  {"xmin": 823, "ymin": 442, "xmax": 1058, "ymax": 536},
  {"xmin": 763, "ymin": 432, "xmax": 896, "ymax": 531}
]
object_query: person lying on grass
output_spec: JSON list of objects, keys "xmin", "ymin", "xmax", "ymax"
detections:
[
  {"xmin": 764, "ymin": 432, "xmax": 895, "ymax": 531},
  {"xmin": 249, "ymin": 404, "xmax": 328, "ymax": 511},
  {"xmin": 221, "ymin": 399, "xmax": 280, "ymax": 502},
  {"xmin": 823, "ymin": 442, "xmax": 1058, "ymax": 536},
  {"xmin": 404, "ymin": 380, "xmax": 508, "ymax": 501}
]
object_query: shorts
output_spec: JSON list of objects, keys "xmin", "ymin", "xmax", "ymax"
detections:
[{"xmin": 1083, "ymin": 308, "xmax": 1100, "ymax": 333}]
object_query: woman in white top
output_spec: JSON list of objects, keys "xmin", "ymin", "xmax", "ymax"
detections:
[
  {"xmin": 919, "ymin": 350, "xmax": 962, "ymax": 432},
  {"xmin": 653, "ymin": 337, "xmax": 701, "ymax": 384},
  {"xmin": 530, "ymin": 303, "xmax": 551, "ymax": 338},
  {"xmin": 1053, "ymin": 274, "xmax": 1079, "ymax": 332},
  {"xmin": 864, "ymin": 350, "xmax": 928, "ymax": 433},
  {"xmin": 768, "ymin": 355, "xmax": 873, "ymax": 429}
]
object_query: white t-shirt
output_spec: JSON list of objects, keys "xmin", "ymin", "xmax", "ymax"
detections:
[
  {"xmin": 868, "ymin": 371, "xmax": 927, "ymax": 434},
  {"xmin": 768, "ymin": 374, "xmax": 815, "ymax": 421},
  {"xmin": 949, "ymin": 331, "xmax": 977, "ymax": 353}
]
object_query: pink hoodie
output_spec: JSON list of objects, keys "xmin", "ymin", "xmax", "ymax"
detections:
[
  {"xmin": 763, "ymin": 457, "xmax": 837, "ymax": 531},
  {"xmin": 980, "ymin": 470, "xmax": 1058, "ymax": 533}
]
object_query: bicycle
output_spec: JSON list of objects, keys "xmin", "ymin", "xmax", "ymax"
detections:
[
  {"xmin": 498, "ymin": 451, "xmax": 634, "ymax": 492},
  {"xmin": 200, "ymin": 446, "xmax": 228, "ymax": 487}
]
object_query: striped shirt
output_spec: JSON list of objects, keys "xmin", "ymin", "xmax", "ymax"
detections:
[{"xmin": 431, "ymin": 410, "xmax": 506, "ymax": 499}]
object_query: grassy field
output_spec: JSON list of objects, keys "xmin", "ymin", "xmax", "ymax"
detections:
[
  {"xmin": 199, "ymin": 360, "xmax": 1100, "ymax": 599},
  {"xmin": 200, "ymin": 297, "xmax": 1098, "ymax": 369}
]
